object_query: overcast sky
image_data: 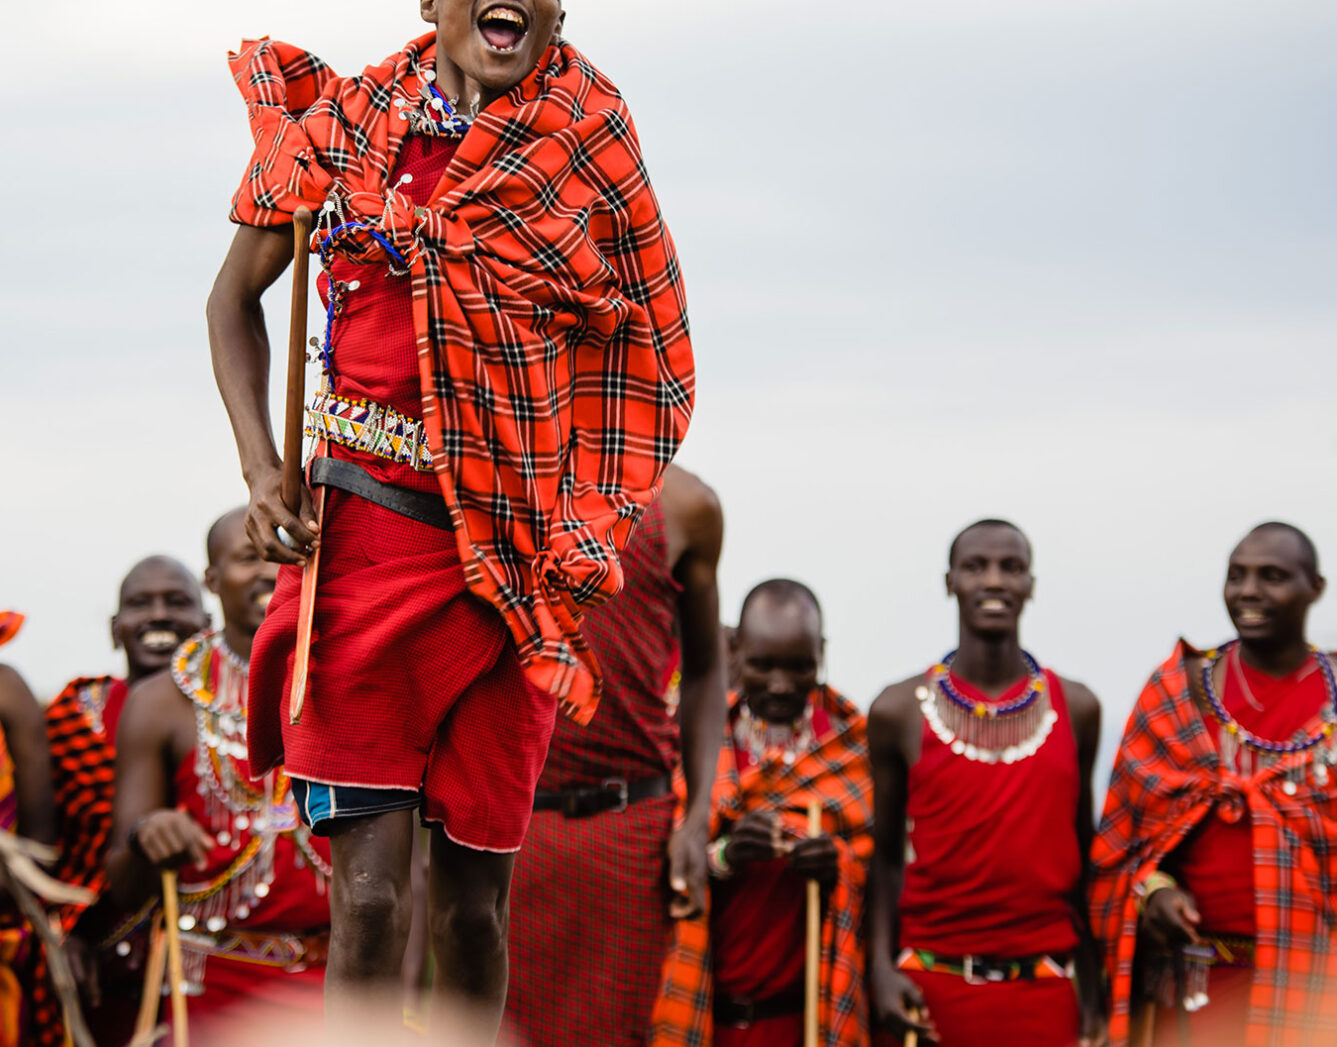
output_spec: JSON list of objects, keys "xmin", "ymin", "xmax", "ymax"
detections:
[{"xmin": 3, "ymin": 0, "xmax": 1335, "ymax": 784}]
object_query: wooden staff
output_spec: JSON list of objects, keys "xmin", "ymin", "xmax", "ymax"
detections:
[
  {"xmin": 130, "ymin": 910, "xmax": 167, "ymax": 1047},
  {"xmin": 282, "ymin": 206, "xmax": 314, "ymax": 514},
  {"xmin": 804, "ymin": 798, "xmax": 822, "ymax": 1047},
  {"xmin": 904, "ymin": 1010, "xmax": 920, "ymax": 1047},
  {"xmin": 161, "ymin": 870, "xmax": 189, "ymax": 1047}
]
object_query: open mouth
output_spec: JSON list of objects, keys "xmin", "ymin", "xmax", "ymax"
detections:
[
  {"xmin": 978, "ymin": 598, "xmax": 1009, "ymax": 613},
  {"xmin": 139, "ymin": 629, "xmax": 181, "ymax": 654},
  {"xmin": 477, "ymin": 4, "xmax": 529, "ymax": 53},
  {"xmin": 1234, "ymin": 608, "xmax": 1268, "ymax": 627}
]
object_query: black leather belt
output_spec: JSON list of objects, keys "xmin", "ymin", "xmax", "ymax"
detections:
[
  {"xmin": 713, "ymin": 988, "xmax": 805, "ymax": 1028},
  {"xmin": 532, "ymin": 774, "xmax": 672, "ymax": 818},
  {"xmin": 310, "ymin": 456, "xmax": 451, "ymax": 531}
]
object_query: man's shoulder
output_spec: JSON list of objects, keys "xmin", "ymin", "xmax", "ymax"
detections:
[
  {"xmin": 868, "ymin": 673, "xmax": 925, "ymax": 735},
  {"xmin": 662, "ymin": 465, "xmax": 721, "ymax": 528},
  {"xmin": 123, "ymin": 670, "xmax": 191, "ymax": 730}
]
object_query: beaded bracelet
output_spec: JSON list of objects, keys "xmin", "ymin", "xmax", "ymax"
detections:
[
  {"xmin": 1135, "ymin": 870, "xmax": 1179, "ymax": 914},
  {"xmin": 707, "ymin": 837, "xmax": 733, "ymax": 880}
]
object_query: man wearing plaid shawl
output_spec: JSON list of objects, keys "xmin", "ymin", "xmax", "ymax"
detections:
[
  {"xmin": 209, "ymin": 0, "xmax": 693, "ymax": 1037},
  {"xmin": 1092, "ymin": 523, "xmax": 1337, "ymax": 1046},
  {"xmin": 648, "ymin": 581, "xmax": 874, "ymax": 1047}
]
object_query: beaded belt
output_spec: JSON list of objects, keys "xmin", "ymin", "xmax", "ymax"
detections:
[
  {"xmin": 181, "ymin": 928, "xmax": 329, "ymax": 973},
  {"xmin": 897, "ymin": 947, "xmax": 1074, "ymax": 984},
  {"xmin": 304, "ymin": 390, "xmax": 434, "ymax": 473}
]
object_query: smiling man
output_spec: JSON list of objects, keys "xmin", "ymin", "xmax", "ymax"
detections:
[
  {"xmin": 867, "ymin": 519, "xmax": 1106, "ymax": 1047},
  {"xmin": 1092, "ymin": 522, "xmax": 1337, "ymax": 1047},
  {"xmin": 208, "ymin": 0, "xmax": 693, "ymax": 1037},
  {"xmin": 44, "ymin": 555, "xmax": 208, "ymax": 1046},
  {"xmin": 105, "ymin": 508, "xmax": 332, "ymax": 1035},
  {"xmin": 650, "ymin": 580, "xmax": 874, "ymax": 1047}
]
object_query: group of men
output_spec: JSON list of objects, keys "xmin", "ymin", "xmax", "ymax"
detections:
[
  {"xmin": 1, "ymin": 1, "xmax": 1333, "ymax": 1045},
  {"xmin": 3, "ymin": 514, "xmax": 1335, "ymax": 1047}
]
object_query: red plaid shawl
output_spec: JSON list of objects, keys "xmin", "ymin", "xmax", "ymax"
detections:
[
  {"xmin": 648, "ymin": 687, "xmax": 875, "ymax": 1047},
  {"xmin": 1091, "ymin": 642, "xmax": 1337, "ymax": 1047},
  {"xmin": 0, "ymin": 612, "xmax": 21, "ymax": 648},
  {"xmin": 228, "ymin": 35, "xmax": 693, "ymax": 720}
]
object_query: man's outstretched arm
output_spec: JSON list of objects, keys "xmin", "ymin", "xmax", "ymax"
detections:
[{"xmin": 206, "ymin": 223, "xmax": 317, "ymax": 566}]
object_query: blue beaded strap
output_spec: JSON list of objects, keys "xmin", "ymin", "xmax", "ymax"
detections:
[
  {"xmin": 930, "ymin": 649, "xmax": 1046, "ymax": 719},
  {"xmin": 313, "ymin": 221, "xmax": 411, "ymax": 376},
  {"xmin": 1200, "ymin": 641, "xmax": 1337, "ymax": 756}
]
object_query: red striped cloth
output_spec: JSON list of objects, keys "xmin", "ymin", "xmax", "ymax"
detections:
[
  {"xmin": 228, "ymin": 34, "xmax": 694, "ymax": 720},
  {"xmin": 1092, "ymin": 642, "xmax": 1337, "ymax": 1046},
  {"xmin": 507, "ymin": 501, "xmax": 681, "ymax": 1046}
]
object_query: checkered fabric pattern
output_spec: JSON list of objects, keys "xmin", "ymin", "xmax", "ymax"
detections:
[
  {"xmin": 648, "ymin": 688, "xmax": 875, "ymax": 1047},
  {"xmin": 1091, "ymin": 642, "xmax": 1337, "ymax": 1047},
  {"xmin": 45, "ymin": 676, "xmax": 123, "ymax": 935},
  {"xmin": 227, "ymin": 34, "xmax": 694, "ymax": 722}
]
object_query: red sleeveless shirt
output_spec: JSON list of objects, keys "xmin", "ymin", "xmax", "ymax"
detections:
[
  {"xmin": 538, "ymin": 498, "xmax": 680, "ymax": 789},
  {"xmin": 900, "ymin": 667, "xmax": 1082, "ymax": 957}
]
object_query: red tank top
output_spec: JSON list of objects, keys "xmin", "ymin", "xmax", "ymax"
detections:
[
  {"xmin": 318, "ymin": 135, "xmax": 458, "ymax": 495},
  {"xmin": 900, "ymin": 668, "xmax": 1082, "ymax": 956},
  {"xmin": 1167, "ymin": 649, "xmax": 1330, "ymax": 936},
  {"xmin": 538, "ymin": 499, "xmax": 681, "ymax": 788}
]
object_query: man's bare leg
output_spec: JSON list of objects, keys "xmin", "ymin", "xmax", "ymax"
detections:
[
  {"xmin": 427, "ymin": 829, "xmax": 517, "ymax": 1042},
  {"xmin": 327, "ymin": 809, "xmax": 417, "ymax": 1024}
]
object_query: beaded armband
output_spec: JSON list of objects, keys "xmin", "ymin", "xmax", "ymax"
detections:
[
  {"xmin": 1135, "ymin": 870, "xmax": 1179, "ymax": 914},
  {"xmin": 707, "ymin": 837, "xmax": 733, "ymax": 880}
]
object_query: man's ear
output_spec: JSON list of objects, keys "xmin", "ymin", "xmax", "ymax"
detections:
[
  {"xmin": 109, "ymin": 615, "xmax": 121, "ymax": 651},
  {"xmin": 944, "ymin": 571, "xmax": 954, "ymax": 598},
  {"xmin": 554, "ymin": 9, "xmax": 567, "ymax": 40},
  {"xmin": 204, "ymin": 567, "xmax": 221, "ymax": 598},
  {"xmin": 420, "ymin": 0, "xmax": 438, "ymax": 26}
]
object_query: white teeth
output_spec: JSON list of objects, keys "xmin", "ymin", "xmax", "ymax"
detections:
[
  {"xmin": 980, "ymin": 599, "xmax": 1006, "ymax": 611},
  {"xmin": 482, "ymin": 6, "xmax": 527, "ymax": 28},
  {"xmin": 140, "ymin": 630, "xmax": 180, "ymax": 649}
]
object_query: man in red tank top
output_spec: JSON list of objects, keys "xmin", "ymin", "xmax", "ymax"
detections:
[
  {"xmin": 45, "ymin": 558, "xmax": 209, "ymax": 1046},
  {"xmin": 506, "ymin": 465, "xmax": 727, "ymax": 1046},
  {"xmin": 107, "ymin": 509, "xmax": 333, "ymax": 1036},
  {"xmin": 1092, "ymin": 523, "xmax": 1337, "ymax": 1047},
  {"xmin": 868, "ymin": 519, "xmax": 1106, "ymax": 1047},
  {"xmin": 649, "ymin": 580, "xmax": 875, "ymax": 1047}
]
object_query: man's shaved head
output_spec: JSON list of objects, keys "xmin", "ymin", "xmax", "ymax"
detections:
[
  {"xmin": 948, "ymin": 519, "xmax": 1032, "ymax": 570},
  {"xmin": 118, "ymin": 556, "xmax": 200, "ymax": 610},
  {"xmin": 1240, "ymin": 522, "xmax": 1321, "ymax": 584},
  {"xmin": 737, "ymin": 578, "xmax": 823, "ymax": 636},
  {"xmin": 207, "ymin": 507, "xmax": 250, "ymax": 567}
]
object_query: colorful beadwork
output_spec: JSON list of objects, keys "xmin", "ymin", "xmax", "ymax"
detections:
[
  {"xmin": 917, "ymin": 649, "xmax": 1058, "ymax": 765},
  {"xmin": 304, "ymin": 389, "xmax": 434, "ymax": 472}
]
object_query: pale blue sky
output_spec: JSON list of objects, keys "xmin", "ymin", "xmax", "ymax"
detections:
[{"xmin": 3, "ymin": 0, "xmax": 1335, "ymax": 785}]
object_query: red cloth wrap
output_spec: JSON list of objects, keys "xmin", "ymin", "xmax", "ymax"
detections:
[
  {"xmin": 228, "ymin": 34, "xmax": 695, "ymax": 719},
  {"xmin": 248, "ymin": 489, "xmax": 558, "ymax": 852},
  {"xmin": 1091, "ymin": 642, "xmax": 1337, "ymax": 1047}
]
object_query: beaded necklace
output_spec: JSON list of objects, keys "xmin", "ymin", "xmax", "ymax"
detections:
[
  {"xmin": 1199, "ymin": 641, "xmax": 1337, "ymax": 792},
  {"xmin": 734, "ymin": 699, "xmax": 816, "ymax": 767},
  {"xmin": 170, "ymin": 630, "xmax": 327, "ymax": 989},
  {"xmin": 76, "ymin": 678, "xmax": 113, "ymax": 735},
  {"xmin": 916, "ymin": 649, "xmax": 1058, "ymax": 765}
]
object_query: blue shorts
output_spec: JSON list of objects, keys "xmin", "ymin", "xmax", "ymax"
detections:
[{"xmin": 291, "ymin": 777, "xmax": 421, "ymax": 836}]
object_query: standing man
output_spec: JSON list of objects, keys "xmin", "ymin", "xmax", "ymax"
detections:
[
  {"xmin": 650, "ymin": 580, "xmax": 874, "ymax": 1047},
  {"xmin": 46, "ymin": 557, "xmax": 209, "ymax": 1045},
  {"xmin": 1092, "ymin": 522, "xmax": 1337, "ymax": 1046},
  {"xmin": 507, "ymin": 464, "xmax": 727, "ymax": 1046},
  {"xmin": 209, "ymin": 0, "xmax": 693, "ymax": 1036},
  {"xmin": 107, "ymin": 508, "xmax": 331, "ymax": 1033},
  {"xmin": 867, "ymin": 519, "xmax": 1105, "ymax": 1047},
  {"xmin": 0, "ymin": 612, "xmax": 58, "ymax": 1046}
]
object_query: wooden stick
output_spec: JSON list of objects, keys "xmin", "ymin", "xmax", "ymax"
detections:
[
  {"xmin": 130, "ymin": 910, "xmax": 168, "ymax": 1047},
  {"xmin": 282, "ymin": 206, "xmax": 314, "ymax": 514},
  {"xmin": 804, "ymin": 799, "xmax": 822, "ymax": 1047},
  {"xmin": 161, "ymin": 870, "xmax": 189, "ymax": 1047}
]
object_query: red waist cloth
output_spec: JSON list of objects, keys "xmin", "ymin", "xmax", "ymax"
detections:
[
  {"xmin": 889, "ymin": 972, "xmax": 1079, "ymax": 1047},
  {"xmin": 1165, "ymin": 652, "xmax": 1328, "ymax": 937},
  {"xmin": 172, "ymin": 955, "xmax": 324, "ymax": 1044},
  {"xmin": 507, "ymin": 794, "xmax": 677, "ymax": 1047},
  {"xmin": 539, "ymin": 498, "xmax": 681, "ymax": 789},
  {"xmin": 900, "ymin": 668, "xmax": 1082, "ymax": 957},
  {"xmin": 247, "ymin": 490, "xmax": 558, "ymax": 852}
]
